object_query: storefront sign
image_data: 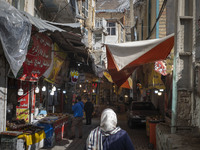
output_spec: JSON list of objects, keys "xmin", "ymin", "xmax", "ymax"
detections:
[
  {"xmin": 16, "ymin": 81, "xmax": 29, "ymax": 109},
  {"xmin": 70, "ymin": 71, "xmax": 79, "ymax": 83},
  {"xmin": 155, "ymin": 61, "xmax": 167, "ymax": 76},
  {"xmin": 148, "ymin": 64, "xmax": 165, "ymax": 89},
  {"xmin": 44, "ymin": 43, "xmax": 67, "ymax": 84},
  {"xmin": 16, "ymin": 81, "xmax": 29, "ymax": 122},
  {"xmin": 16, "ymin": 81, "xmax": 36, "ymax": 123},
  {"xmin": 16, "ymin": 108, "xmax": 29, "ymax": 122},
  {"xmin": 17, "ymin": 33, "xmax": 52, "ymax": 81}
]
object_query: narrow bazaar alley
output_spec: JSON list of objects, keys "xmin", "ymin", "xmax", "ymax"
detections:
[{"xmin": 41, "ymin": 113, "xmax": 149, "ymax": 150}]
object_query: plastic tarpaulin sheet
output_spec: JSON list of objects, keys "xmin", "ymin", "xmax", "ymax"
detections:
[
  {"xmin": 0, "ymin": 1, "xmax": 32, "ymax": 77},
  {"xmin": 106, "ymin": 34, "xmax": 174, "ymax": 87},
  {"xmin": 0, "ymin": 1, "xmax": 68, "ymax": 77}
]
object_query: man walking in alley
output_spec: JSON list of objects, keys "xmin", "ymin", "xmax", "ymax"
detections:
[
  {"xmin": 70, "ymin": 96, "xmax": 84, "ymax": 139},
  {"xmin": 84, "ymin": 98, "xmax": 94, "ymax": 125}
]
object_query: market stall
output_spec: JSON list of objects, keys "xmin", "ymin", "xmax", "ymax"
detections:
[
  {"xmin": 36, "ymin": 113, "xmax": 70, "ymax": 147},
  {"xmin": 3, "ymin": 120, "xmax": 46, "ymax": 150}
]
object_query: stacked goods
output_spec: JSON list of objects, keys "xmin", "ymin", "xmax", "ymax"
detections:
[
  {"xmin": 5, "ymin": 121, "xmax": 46, "ymax": 150},
  {"xmin": 6, "ymin": 119, "xmax": 26, "ymax": 130}
]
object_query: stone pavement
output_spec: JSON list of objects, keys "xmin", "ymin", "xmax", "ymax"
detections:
[{"xmin": 41, "ymin": 113, "xmax": 150, "ymax": 150}]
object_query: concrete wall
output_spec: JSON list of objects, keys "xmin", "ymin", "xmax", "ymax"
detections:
[
  {"xmin": 24, "ymin": 0, "xmax": 35, "ymax": 16},
  {"xmin": 0, "ymin": 49, "xmax": 8, "ymax": 132},
  {"xmin": 193, "ymin": 0, "xmax": 200, "ymax": 129},
  {"xmin": 166, "ymin": 0, "xmax": 175, "ymax": 35},
  {"xmin": 156, "ymin": 123, "xmax": 200, "ymax": 150},
  {"xmin": 85, "ymin": 0, "xmax": 96, "ymax": 51}
]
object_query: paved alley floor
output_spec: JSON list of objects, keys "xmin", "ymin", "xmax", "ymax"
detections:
[{"xmin": 41, "ymin": 113, "xmax": 150, "ymax": 150}]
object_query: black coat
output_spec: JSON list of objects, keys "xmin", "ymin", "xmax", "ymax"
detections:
[{"xmin": 84, "ymin": 102, "xmax": 94, "ymax": 114}]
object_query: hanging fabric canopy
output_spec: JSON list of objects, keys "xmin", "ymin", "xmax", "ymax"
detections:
[
  {"xmin": 103, "ymin": 71, "xmax": 132, "ymax": 89},
  {"xmin": 106, "ymin": 34, "xmax": 174, "ymax": 87}
]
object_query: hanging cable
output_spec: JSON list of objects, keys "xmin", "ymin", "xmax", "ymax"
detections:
[{"xmin": 146, "ymin": 0, "xmax": 168, "ymax": 39}]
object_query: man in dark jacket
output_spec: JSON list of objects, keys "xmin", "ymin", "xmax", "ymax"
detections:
[
  {"xmin": 84, "ymin": 98, "xmax": 94, "ymax": 125},
  {"xmin": 70, "ymin": 96, "xmax": 84, "ymax": 139}
]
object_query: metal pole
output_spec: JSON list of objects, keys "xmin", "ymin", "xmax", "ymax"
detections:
[
  {"xmin": 156, "ymin": 0, "xmax": 159, "ymax": 38},
  {"xmin": 171, "ymin": 0, "xmax": 178, "ymax": 134},
  {"xmin": 46, "ymin": 82, "xmax": 49, "ymax": 113}
]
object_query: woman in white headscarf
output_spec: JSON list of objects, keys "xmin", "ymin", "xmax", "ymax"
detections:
[{"xmin": 85, "ymin": 108, "xmax": 135, "ymax": 150}]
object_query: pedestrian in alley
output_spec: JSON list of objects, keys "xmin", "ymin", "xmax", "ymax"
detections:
[
  {"xmin": 70, "ymin": 96, "xmax": 84, "ymax": 139},
  {"xmin": 84, "ymin": 98, "xmax": 94, "ymax": 125},
  {"xmin": 85, "ymin": 108, "xmax": 135, "ymax": 150}
]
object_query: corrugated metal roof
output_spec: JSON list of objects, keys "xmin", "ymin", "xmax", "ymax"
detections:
[
  {"xmin": 21, "ymin": 11, "xmax": 71, "ymax": 33},
  {"xmin": 96, "ymin": 9, "xmax": 124, "ymax": 13},
  {"xmin": 46, "ymin": 21, "xmax": 81, "ymax": 28},
  {"xmin": 96, "ymin": 0, "xmax": 130, "ymax": 12}
]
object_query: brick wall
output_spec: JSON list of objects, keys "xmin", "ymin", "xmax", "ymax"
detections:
[{"xmin": 159, "ymin": 0, "xmax": 166, "ymax": 38}]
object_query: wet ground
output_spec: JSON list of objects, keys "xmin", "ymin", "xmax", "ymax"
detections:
[{"xmin": 41, "ymin": 113, "xmax": 150, "ymax": 150}]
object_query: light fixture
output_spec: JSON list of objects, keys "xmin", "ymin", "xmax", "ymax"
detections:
[
  {"xmin": 35, "ymin": 86, "xmax": 39, "ymax": 93},
  {"xmin": 63, "ymin": 90, "xmax": 66, "ymax": 94},
  {"xmin": 18, "ymin": 88, "xmax": 24, "ymax": 96},
  {"xmin": 42, "ymin": 86, "xmax": 46, "ymax": 91},
  {"xmin": 35, "ymin": 82, "xmax": 40, "ymax": 93},
  {"xmin": 83, "ymin": 90, "xmax": 86, "ymax": 93},
  {"xmin": 158, "ymin": 92, "xmax": 162, "ymax": 96},
  {"xmin": 50, "ymin": 90, "xmax": 54, "ymax": 95},
  {"xmin": 79, "ymin": 84, "xmax": 82, "ymax": 88},
  {"xmin": 52, "ymin": 86, "xmax": 56, "ymax": 92},
  {"xmin": 18, "ymin": 80, "xmax": 24, "ymax": 96},
  {"xmin": 92, "ymin": 89, "xmax": 95, "ymax": 93},
  {"xmin": 124, "ymin": 95, "xmax": 128, "ymax": 98},
  {"xmin": 159, "ymin": 89, "xmax": 164, "ymax": 92},
  {"xmin": 78, "ymin": 63, "xmax": 80, "ymax": 66},
  {"xmin": 154, "ymin": 90, "xmax": 158, "ymax": 94},
  {"xmin": 58, "ymin": 88, "xmax": 61, "ymax": 91}
]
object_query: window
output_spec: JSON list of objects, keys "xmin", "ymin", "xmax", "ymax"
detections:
[
  {"xmin": 107, "ymin": 22, "xmax": 116, "ymax": 36},
  {"xmin": 95, "ymin": 19, "xmax": 103, "ymax": 28},
  {"xmin": 94, "ymin": 33, "xmax": 102, "ymax": 43},
  {"xmin": 82, "ymin": 0, "xmax": 88, "ymax": 17}
]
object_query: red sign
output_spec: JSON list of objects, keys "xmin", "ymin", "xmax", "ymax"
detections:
[
  {"xmin": 155, "ymin": 61, "xmax": 167, "ymax": 76},
  {"xmin": 18, "ymin": 33, "xmax": 52, "ymax": 81},
  {"xmin": 16, "ymin": 81, "xmax": 29, "ymax": 109}
]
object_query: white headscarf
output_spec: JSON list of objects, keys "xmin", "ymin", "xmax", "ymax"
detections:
[
  {"xmin": 86, "ymin": 108, "xmax": 121, "ymax": 150},
  {"xmin": 100, "ymin": 108, "xmax": 117, "ymax": 132}
]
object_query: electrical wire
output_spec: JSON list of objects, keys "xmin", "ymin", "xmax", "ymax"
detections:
[
  {"xmin": 146, "ymin": 0, "xmax": 168, "ymax": 40},
  {"xmin": 51, "ymin": 2, "xmax": 70, "ymax": 22}
]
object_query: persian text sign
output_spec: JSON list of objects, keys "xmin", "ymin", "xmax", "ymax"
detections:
[
  {"xmin": 16, "ymin": 108, "xmax": 29, "ymax": 123},
  {"xmin": 19, "ymin": 33, "xmax": 52, "ymax": 81},
  {"xmin": 16, "ymin": 81, "xmax": 29, "ymax": 109}
]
